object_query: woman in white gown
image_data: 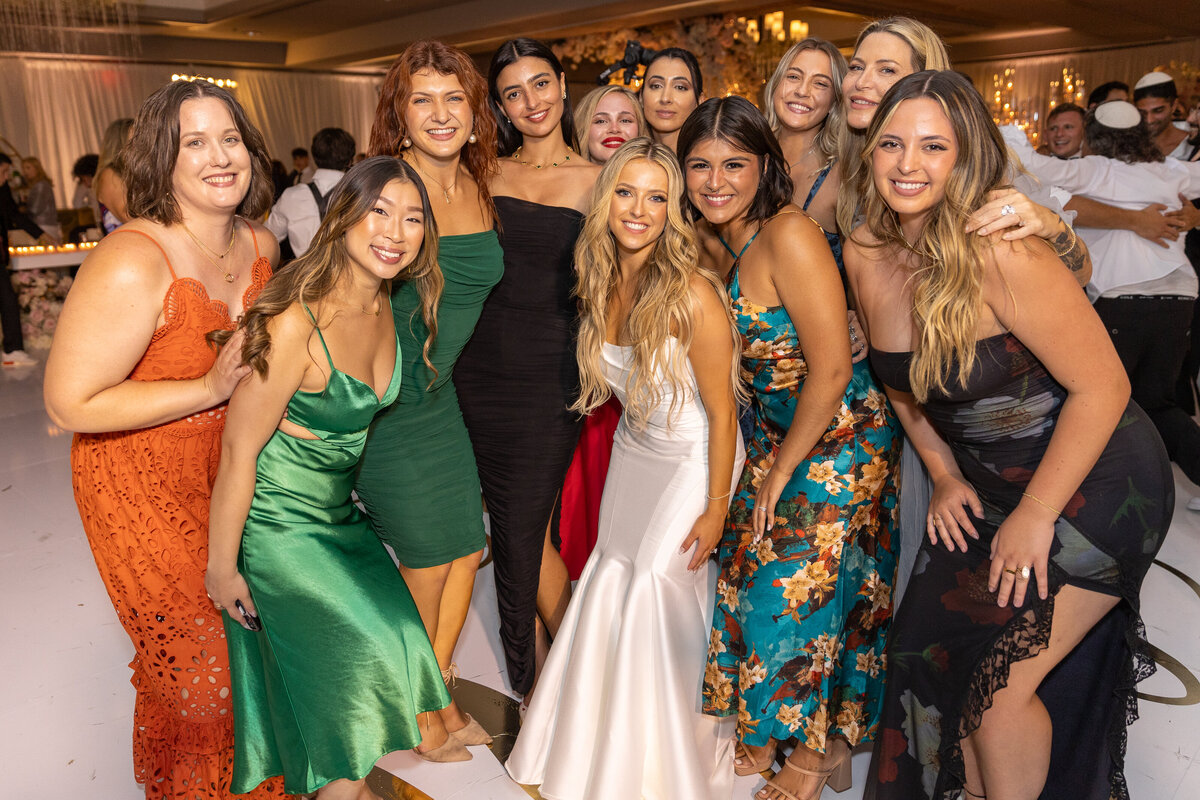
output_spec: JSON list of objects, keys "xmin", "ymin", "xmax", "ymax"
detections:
[{"xmin": 505, "ymin": 138, "xmax": 744, "ymax": 800}]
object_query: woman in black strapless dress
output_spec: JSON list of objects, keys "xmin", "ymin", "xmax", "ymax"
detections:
[
  {"xmin": 455, "ymin": 38, "xmax": 600, "ymax": 697},
  {"xmin": 845, "ymin": 72, "xmax": 1171, "ymax": 800}
]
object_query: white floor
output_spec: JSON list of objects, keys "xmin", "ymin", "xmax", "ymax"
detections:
[{"xmin": 4, "ymin": 352, "xmax": 1200, "ymax": 799}]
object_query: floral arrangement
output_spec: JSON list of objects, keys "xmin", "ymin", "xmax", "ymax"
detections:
[
  {"xmin": 13, "ymin": 268, "xmax": 72, "ymax": 350},
  {"xmin": 553, "ymin": 14, "xmax": 764, "ymax": 103}
]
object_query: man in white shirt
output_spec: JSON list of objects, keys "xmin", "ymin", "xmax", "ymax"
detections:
[
  {"xmin": 1004, "ymin": 104, "xmax": 1200, "ymax": 489},
  {"xmin": 267, "ymin": 128, "xmax": 355, "ymax": 258},
  {"xmin": 1133, "ymin": 72, "xmax": 1190, "ymax": 160},
  {"xmin": 1044, "ymin": 103, "xmax": 1085, "ymax": 159}
]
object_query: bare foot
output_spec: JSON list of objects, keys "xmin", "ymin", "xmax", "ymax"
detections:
[{"xmin": 735, "ymin": 739, "xmax": 777, "ymax": 773}]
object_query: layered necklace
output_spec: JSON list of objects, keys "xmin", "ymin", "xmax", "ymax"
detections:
[
  {"xmin": 512, "ymin": 145, "xmax": 573, "ymax": 169},
  {"xmin": 180, "ymin": 218, "xmax": 238, "ymax": 283}
]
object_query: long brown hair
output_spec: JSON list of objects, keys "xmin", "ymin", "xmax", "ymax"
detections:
[
  {"xmin": 856, "ymin": 71, "xmax": 1009, "ymax": 401},
  {"xmin": 124, "ymin": 80, "xmax": 273, "ymax": 224},
  {"xmin": 238, "ymin": 157, "xmax": 443, "ymax": 382},
  {"xmin": 368, "ymin": 40, "xmax": 498, "ymax": 214}
]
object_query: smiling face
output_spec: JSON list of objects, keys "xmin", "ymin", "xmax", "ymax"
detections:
[
  {"xmin": 844, "ymin": 32, "xmax": 916, "ymax": 131},
  {"xmin": 496, "ymin": 56, "xmax": 566, "ymax": 140},
  {"xmin": 403, "ymin": 69, "xmax": 473, "ymax": 159},
  {"xmin": 1135, "ymin": 94, "xmax": 1178, "ymax": 138},
  {"xmin": 607, "ymin": 159, "xmax": 670, "ymax": 261},
  {"xmin": 683, "ymin": 136, "xmax": 761, "ymax": 228},
  {"xmin": 642, "ymin": 57, "xmax": 700, "ymax": 135},
  {"xmin": 1046, "ymin": 110, "xmax": 1084, "ymax": 158},
  {"xmin": 773, "ymin": 48, "xmax": 836, "ymax": 133},
  {"xmin": 588, "ymin": 92, "xmax": 641, "ymax": 162},
  {"xmin": 871, "ymin": 96, "xmax": 958, "ymax": 234},
  {"xmin": 344, "ymin": 179, "xmax": 426, "ymax": 281},
  {"xmin": 171, "ymin": 96, "xmax": 252, "ymax": 215}
]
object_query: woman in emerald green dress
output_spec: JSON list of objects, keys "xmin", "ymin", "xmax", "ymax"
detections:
[
  {"xmin": 355, "ymin": 42, "xmax": 503, "ymax": 746},
  {"xmin": 206, "ymin": 157, "xmax": 466, "ymax": 799}
]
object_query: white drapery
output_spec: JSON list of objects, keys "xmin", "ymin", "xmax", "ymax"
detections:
[
  {"xmin": 958, "ymin": 39, "xmax": 1200, "ymax": 133},
  {"xmin": 0, "ymin": 56, "xmax": 382, "ymax": 209}
]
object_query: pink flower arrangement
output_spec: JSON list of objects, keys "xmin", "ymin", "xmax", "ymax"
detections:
[{"xmin": 14, "ymin": 269, "xmax": 73, "ymax": 351}]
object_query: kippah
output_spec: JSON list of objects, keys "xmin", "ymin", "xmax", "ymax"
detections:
[
  {"xmin": 1133, "ymin": 71, "xmax": 1175, "ymax": 91},
  {"xmin": 1093, "ymin": 100, "xmax": 1142, "ymax": 129}
]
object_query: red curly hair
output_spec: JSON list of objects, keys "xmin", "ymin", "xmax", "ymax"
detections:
[{"xmin": 368, "ymin": 40, "xmax": 498, "ymax": 215}]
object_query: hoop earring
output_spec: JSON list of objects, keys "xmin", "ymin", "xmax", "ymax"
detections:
[{"xmin": 401, "ymin": 136, "xmax": 412, "ymax": 149}]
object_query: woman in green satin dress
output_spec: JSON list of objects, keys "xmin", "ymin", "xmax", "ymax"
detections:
[
  {"xmin": 355, "ymin": 40, "xmax": 503, "ymax": 743},
  {"xmin": 206, "ymin": 158, "xmax": 466, "ymax": 798}
]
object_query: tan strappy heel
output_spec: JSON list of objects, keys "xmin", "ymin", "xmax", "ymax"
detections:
[{"xmin": 757, "ymin": 744, "xmax": 851, "ymax": 800}]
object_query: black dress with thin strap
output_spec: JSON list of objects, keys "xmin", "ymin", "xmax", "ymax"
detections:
[
  {"xmin": 455, "ymin": 196, "xmax": 584, "ymax": 695},
  {"xmin": 864, "ymin": 333, "xmax": 1171, "ymax": 800}
]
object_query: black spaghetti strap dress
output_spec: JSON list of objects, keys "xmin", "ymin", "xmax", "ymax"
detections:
[
  {"xmin": 455, "ymin": 196, "xmax": 584, "ymax": 695},
  {"xmin": 864, "ymin": 333, "xmax": 1171, "ymax": 800}
]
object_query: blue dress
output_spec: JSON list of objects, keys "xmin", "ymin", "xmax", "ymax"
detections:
[{"xmin": 703, "ymin": 238, "xmax": 903, "ymax": 752}]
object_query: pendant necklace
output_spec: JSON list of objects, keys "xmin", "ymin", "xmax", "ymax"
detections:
[
  {"xmin": 410, "ymin": 159, "xmax": 456, "ymax": 204},
  {"xmin": 180, "ymin": 218, "xmax": 238, "ymax": 283}
]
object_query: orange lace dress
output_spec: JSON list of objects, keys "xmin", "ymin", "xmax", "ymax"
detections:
[{"xmin": 70, "ymin": 227, "xmax": 286, "ymax": 800}]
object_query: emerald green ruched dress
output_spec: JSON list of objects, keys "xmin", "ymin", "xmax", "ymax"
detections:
[{"xmin": 224, "ymin": 320, "xmax": 450, "ymax": 795}]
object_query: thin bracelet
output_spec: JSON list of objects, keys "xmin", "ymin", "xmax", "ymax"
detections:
[
  {"xmin": 1021, "ymin": 491, "xmax": 1062, "ymax": 516},
  {"xmin": 707, "ymin": 490, "xmax": 730, "ymax": 501},
  {"xmin": 1051, "ymin": 222, "xmax": 1077, "ymax": 257}
]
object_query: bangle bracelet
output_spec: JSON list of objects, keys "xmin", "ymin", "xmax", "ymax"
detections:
[
  {"xmin": 1051, "ymin": 223, "xmax": 1077, "ymax": 257},
  {"xmin": 707, "ymin": 491, "xmax": 730, "ymax": 501},
  {"xmin": 1021, "ymin": 491, "xmax": 1062, "ymax": 516}
]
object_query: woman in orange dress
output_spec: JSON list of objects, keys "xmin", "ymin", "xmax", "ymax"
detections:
[{"xmin": 44, "ymin": 80, "xmax": 286, "ymax": 800}]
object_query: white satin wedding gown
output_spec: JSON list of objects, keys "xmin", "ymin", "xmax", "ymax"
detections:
[{"xmin": 506, "ymin": 339, "xmax": 742, "ymax": 800}]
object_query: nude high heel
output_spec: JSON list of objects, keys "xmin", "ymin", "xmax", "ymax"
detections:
[{"xmin": 758, "ymin": 743, "xmax": 851, "ymax": 800}]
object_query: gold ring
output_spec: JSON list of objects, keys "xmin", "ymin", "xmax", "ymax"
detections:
[
  {"xmin": 1017, "ymin": 565, "xmax": 1031, "ymax": 580},
  {"xmin": 214, "ymin": 603, "xmax": 224, "ymax": 610},
  {"xmin": 1003, "ymin": 567, "xmax": 1018, "ymax": 575}
]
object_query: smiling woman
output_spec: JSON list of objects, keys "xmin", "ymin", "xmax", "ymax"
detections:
[{"xmin": 43, "ymin": 79, "xmax": 284, "ymax": 800}]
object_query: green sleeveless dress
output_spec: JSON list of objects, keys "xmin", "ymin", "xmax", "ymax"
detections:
[
  {"xmin": 355, "ymin": 230, "xmax": 504, "ymax": 567},
  {"xmin": 224, "ymin": 314, "xmax": 450, "ymax": 795}
]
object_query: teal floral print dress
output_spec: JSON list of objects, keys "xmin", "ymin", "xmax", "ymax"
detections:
[{"xmin": 703, "ymin": 255, "xmax": 902, "ymax": 754}]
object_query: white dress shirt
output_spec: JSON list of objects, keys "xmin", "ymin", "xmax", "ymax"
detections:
[
  {"xmin": 1002, "ymin": 125, "xmax": 1200, "ymax": 299},
  {"xmin": 265, "ymin": 168, "xmax": 344, "ymax": 256}
]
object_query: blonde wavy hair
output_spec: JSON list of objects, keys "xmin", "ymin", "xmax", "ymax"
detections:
[
  {"xmin": 836, "ymin": 16, "xmax": 951, "ymax": 235},
  {"xmin": 855, "ymin": 71, "xmax": 1010, "ymax": 402},
  {"xmin": 572, "ymin": 86, "xmax": 648, "ymax": 163},
  {"xmin": 763, "ymin": 38, "xmax": 847, "ymax": 164},
  {"xmin": 571, "ymin": 138, "xmax": 741, "ymax": 429},
  {"xmin": 235, "ymin": 157, "xmax": 443, "ymax": 384}
]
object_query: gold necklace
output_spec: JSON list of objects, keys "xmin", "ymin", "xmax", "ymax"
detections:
[
  {"xmin": 409, "ymin": 158, "xmax": 456, "ymax": 204},
  {"xmin": 513, "ymin": 145, "xmax": 573, "ymax": 169},
  {"xmin": 180, "ymin": 219, "xmax": 239, "ymax": 283},
  {"xmin": 361, "ymin": 291, "xmax": 382, "ymax": 316}
]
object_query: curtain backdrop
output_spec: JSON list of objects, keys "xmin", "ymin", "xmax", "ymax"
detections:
[
  {"xmin": 958, "ymin": 39, "xmax": 1200, "ymax": 133},
  {"xmin": 0, "ymin": 56, "xmax": 382, "ymax": 209}
]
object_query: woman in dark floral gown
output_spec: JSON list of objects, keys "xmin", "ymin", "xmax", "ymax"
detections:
[{"xmin": 845, "ymin": 71, "xmax": 1171, "ymax": 800}]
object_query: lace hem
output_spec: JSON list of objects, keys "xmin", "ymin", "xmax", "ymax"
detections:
[{"xmin": 933, "ymin": 571, "xmax": 1152, "ymax": 800}]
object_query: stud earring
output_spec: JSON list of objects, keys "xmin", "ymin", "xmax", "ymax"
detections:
[
  {"xmin": 468, "ymin": 131, "xmax": 477, "ymax": 144},
  {"xmin": 401, "ymin": 136, "xmax": 412, "ymax": 149}
]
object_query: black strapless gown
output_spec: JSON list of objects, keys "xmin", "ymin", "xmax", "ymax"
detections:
[
  {"xmin": 865, "ymin": 333, "xmax": 1171, "ymax": 800},
  {"xmin": 456, "ymin": 196, "xmax": 584, "ymax": 695}
]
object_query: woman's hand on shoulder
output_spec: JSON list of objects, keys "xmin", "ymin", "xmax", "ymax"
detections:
[{"xmin": 966, "ymin": 189, "xmax": 1061, "ymax": 241}]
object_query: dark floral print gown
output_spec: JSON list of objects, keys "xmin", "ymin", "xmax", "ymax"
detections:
[
  {"xmin": 703, "ymin": 260, "xmax": 902, "ymax": 754},
  {"xmin": 866, "ymin": 332, "xmax": 1171, "ymax": 800}
]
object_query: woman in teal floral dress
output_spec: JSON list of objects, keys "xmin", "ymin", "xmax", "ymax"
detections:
[{"xmin": 679, "ymin": 97, "xmax": 901, "ymax": 800}]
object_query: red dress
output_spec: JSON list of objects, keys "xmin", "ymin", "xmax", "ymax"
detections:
[
  {"xmin": 70, "ymin": 227, "xmax": 286, "ymax": 799},
  {"xmin": 557, "ymin": 396, "xmax": 621, "ymax": 579}
]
